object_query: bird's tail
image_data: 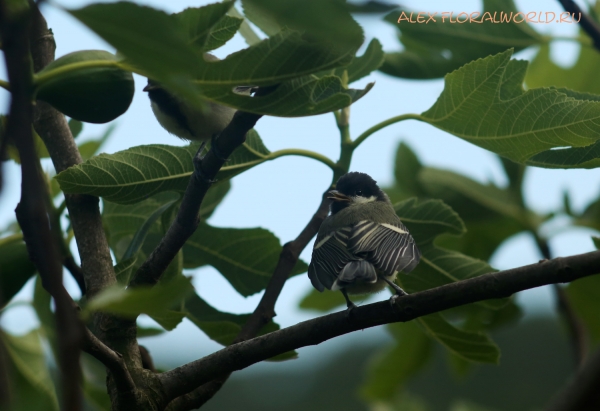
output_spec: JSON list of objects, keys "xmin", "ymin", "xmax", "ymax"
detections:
[{"xmin": 331, "ymin": 260, "xmax": 377, "ymax": 291}]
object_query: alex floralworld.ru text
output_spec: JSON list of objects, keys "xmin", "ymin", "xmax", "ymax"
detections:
[{"xmin": 396, "ymin": 11, "xmax": 582, "ymax": 24}]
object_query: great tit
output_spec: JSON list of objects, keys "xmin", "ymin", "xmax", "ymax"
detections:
[
  {"xmin": 308, "ymin": 172, "xmax": 421, "ymax": 309},
  {"xmin": 143, "ymin": 53, "xmax": 248, "ymax": 148}
]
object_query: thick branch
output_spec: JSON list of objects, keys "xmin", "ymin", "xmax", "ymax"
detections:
[
  {"xmin": 558, "ymin": 0, "xmax": 600, "ymax": 50},
  {"xmin": 159, "ymin": 250, "xmax": 600, "ymax": 402},
  {"xmin": 82, "ymin": 327, "xmax": 138, "ymax": 407},
  {"xmin": 546, "ymin": 347, "xmax": 600, "ymax": 411},
  {"xmin": 0, "ymin": 2, "xmax": 82, "ymax": 409},
  {"xmin": 130, "ymin": 110, "xmax": 263, "ymax": 288},
  {"xmin": 166, "ymin": 191, "xmax": 331, "ymax": 410},
  {"xmin": 28, "ymin": 0, "xmax": 115, "ymax": 300}
]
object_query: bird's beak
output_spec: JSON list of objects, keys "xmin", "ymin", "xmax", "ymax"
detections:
[
  {"xmin": 143, "ymin": 84, "xmax": 157, "ymax": 92},
  {"xmin": 328, "ymin": 190, "xmax": 351, "ymax": 202}
]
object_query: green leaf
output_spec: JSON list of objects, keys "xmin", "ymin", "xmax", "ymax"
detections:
[
  {"xmin": 346, "ymin": 2, "xmax": 399, "ymax": 13},
  {"xmin": 380, "ymin": 0, "xmax": 545, "ymax": 79},
  {"xmin": 103, "ymin": 187, "xmax": 229, "ymax": 266},
  {"xmin": 385, "ymin": 142, "xmax": 428, "ymax": 204},
  {"xmin": 394, "ymin": 198, "xmax": 505, "ymax": 313},
  {"xmin": 174, "ymin": 2, "xmax": 234, "ymax": 51},
  {"xmin": 56, "ymin": 130, "xmax": 266, "ymax": 204},
  {"xmin": 419, "ymin": 49, "xmax": 600, "ymax": 164},
  {"xmin": 2, "ymin": 330, "xmax": 59, "ymax": 411},
  {"xmin": 418, "ymin": 314, "xmax": 500, "ymax": 364},
  {"xmin": 593, "ymin": 236, "xmax": 600, "ymax": 250},
  {"xmin": 67, "ymin": 2, "xmax": 206, "ymax": 109},
  {"xmin": 121, "ymin": 198, "xmax": 178, "ymax": 261},
  {"xmin": 35, "ymin": 50, "xmax": 134, "ymax": 124},
  {"xmin": 103, "ymin": 192, "xmax": 181, "ymax": 261},
  {"xmin": 243, "ymin": 0, "xmax": 364, "ymax": 48},
  {"xmin": 0, "ymin": 234, "xmax": 37, "ymax": 308},
  {"xmin": 68, "ymin": 118, "xmax": 83, "ymax": 138},
  {"xmin": 200, "ymin": 74, "xmax": 373, "ymax": 117},
  {"xmin": 361, "ymin": 321, "xmax": 432, "ymax": 400},
  {"xmin": 525, "ymin": 36, "xmax": 600, "ymax": 95},
  {"xmin": 332, "ymin": 38, "xmax": 384, "ymax": 83},
  {"xmin": 81, "ymin": 353, "xmax": 110, "ymax": 411},
  {"xmin": 183, "ymin": 222, "xmax": 308, "ymax": 297},
  {"xmin": 4, "ymin": 115, "xmax": 50, "ymax": 163},
  {"xmin": 204, "ymin": 15, "xmax": 242, "ymax": 51},
  {"xmin": 185, "ymin": 293, "xmax": 297, "ymax": 359},
  {"xmin": 83, "ymin": 274, "xmax": 194, "ymax": 321},
  {"xmin": 418, "ymin": 167, "xmax": 530, "ymax": 261},
  {"xmin": 241, "ymin": 0, "xmax": 281, "ymax": 36},
  {"xmin": 78, "ymin": 124, "xmax": 115, "ymax": 161},
  {"xmin": 526, "ymin": 139, "xmax": 600, "ymax": 169},
  {"xmin": 114, "ymin": 257, "xmax": 137, "ymax": 285},
  {"xmin": 450, "ymin": 400, "xmax": 496, "ymax": 411},
  {"xmin": 32, "ymin": 277, "xmax": 57, "ymax": 357},
  {"xmin": 566, "ymin": 275, "xmax": 600, "ymax": 342},
  {"xmin": 137, "ymin": 326, "xmax": 164, "ymax": 338}
]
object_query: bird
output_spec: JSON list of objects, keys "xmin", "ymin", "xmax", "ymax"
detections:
[
  {"xmin": 143, "ymin": 53, "xmax": 249, "ymax": 153},
  {"xmin": 308, "ymin": 172, "xmax": 421, "ymax": 309}
]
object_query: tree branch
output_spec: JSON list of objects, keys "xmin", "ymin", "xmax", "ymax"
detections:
[
  {"xmin": 28, "ymin": 0, "xmax": 115, "ymax": 301},
  {"xmin": 158, "ymin": 249, "xmax": 600, "ymax": 402},
  {"xmin": 558, "ymin": 0, "xmax": 600, "ymax": 50},
  {"xmin": 0, "ymin": 2, "xmax": 83, "ymax": 409},
  {"xmin": 130, "ymin": 110, "xmax": 264, "ymax": 288},
  {"xmin": 165, "ymin": 190, "xmax": 331, "ymax": 411},
  {"xmin": 532, "ymin": 233, "xmax": 588, "ymax": 366},
  {"xmin": 82, "ymin": 327, "xmax": 138, "ymax": 407}
]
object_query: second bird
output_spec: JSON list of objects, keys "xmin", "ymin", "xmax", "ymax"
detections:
[
  {"xmin": 308, "ymin": 172, "xmax": 421, "ymax": 309},
  {"xmin": 143, "ymin": 53, "xmax": 237, "ymax": 143}
]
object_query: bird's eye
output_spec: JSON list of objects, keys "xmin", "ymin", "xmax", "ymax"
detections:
[{"xmin": 355, "ymin": 190, "xmax": 363, "ymax": 196}]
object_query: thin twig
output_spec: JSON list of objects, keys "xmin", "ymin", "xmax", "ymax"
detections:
[
  {"xmin": 558, "ymin": 0, "xmax": 600, "ymax": 50},
  {"xmin": 131, "ymin": 100, "xmax": 269, "ymax": 288},
  {"xmin": 165, "ymin": 191, "xmax": 331, "ymax": 411},
  {"xmin": 158, "ymin": 249, "xmax": 600, "ymax": 402},
  {"xmin": 82, "ymin": 327, "xmax": 137, "ymax": 407}
]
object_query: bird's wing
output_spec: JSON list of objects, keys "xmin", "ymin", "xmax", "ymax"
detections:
[
  {"xmin": 347, "ymin": 220, "xmax": 421, "ymax": 276},
  {"xmin": 308, "ymin": 227, "xmax": 354, "ymax": 291}
]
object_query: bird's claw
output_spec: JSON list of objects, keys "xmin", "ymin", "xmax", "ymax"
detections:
[{"xmin": 193, "ymin": 142, "xmax": 216, "ymax": 185}]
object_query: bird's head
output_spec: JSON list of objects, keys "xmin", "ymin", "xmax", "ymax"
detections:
[{"xmin": 328, "ymin": 172, "xmax": 388, "ymax": 214}]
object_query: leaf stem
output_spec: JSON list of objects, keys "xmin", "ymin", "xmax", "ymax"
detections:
[
  {"xmin": 268, "ymin": 148, "xmax": 337, "ymax": 171},
  {"xmin": 0, "ymin": 79, "xmax": 9, "ymax": 90},
  {"xmin": 353, "ymin": 113, "xmax": 422, "ymax": 149},
  {"xmin": 33, "ymin": 59, "xmax": 129, "ymax": 89}
]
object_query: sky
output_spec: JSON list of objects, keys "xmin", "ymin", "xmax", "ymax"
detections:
[{"xmin": 1, "ymin": 0, "xmax": 599, "ymax": 368}]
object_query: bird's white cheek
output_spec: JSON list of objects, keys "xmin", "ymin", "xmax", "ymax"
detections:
[{"xmin": 351, "ymin": 195, "xmax": 377, "ymax": 205}]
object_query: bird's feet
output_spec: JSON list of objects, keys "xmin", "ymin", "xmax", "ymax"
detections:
[
  {"xmin": 341, "ymin": 289, "xmax": 357, "ymax": 317},
  {"xmin": 193, "ymin": 142, "xmax": 216, "ymax": 184},
  {"xmin": 381, "ymin": 276, "xmax": 408, "ymax": 296}
]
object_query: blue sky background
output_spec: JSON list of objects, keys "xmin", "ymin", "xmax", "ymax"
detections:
[{"xmin": 1, "ymin": 0, "xmax": 599, "ymax": 368}]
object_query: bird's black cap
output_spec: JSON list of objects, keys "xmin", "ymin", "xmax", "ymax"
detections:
[{"xmin": 330, "ymin": 172, "xmax": 386, "ymax": 214}]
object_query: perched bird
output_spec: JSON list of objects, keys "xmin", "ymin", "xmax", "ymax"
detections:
[
  {"xmin": 143, "ymin": 53, "xmax": 247, "ymax": 149},
  {"xmin": 308, "ymin": 172, "xmax": 421, "ymax": 309}
]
